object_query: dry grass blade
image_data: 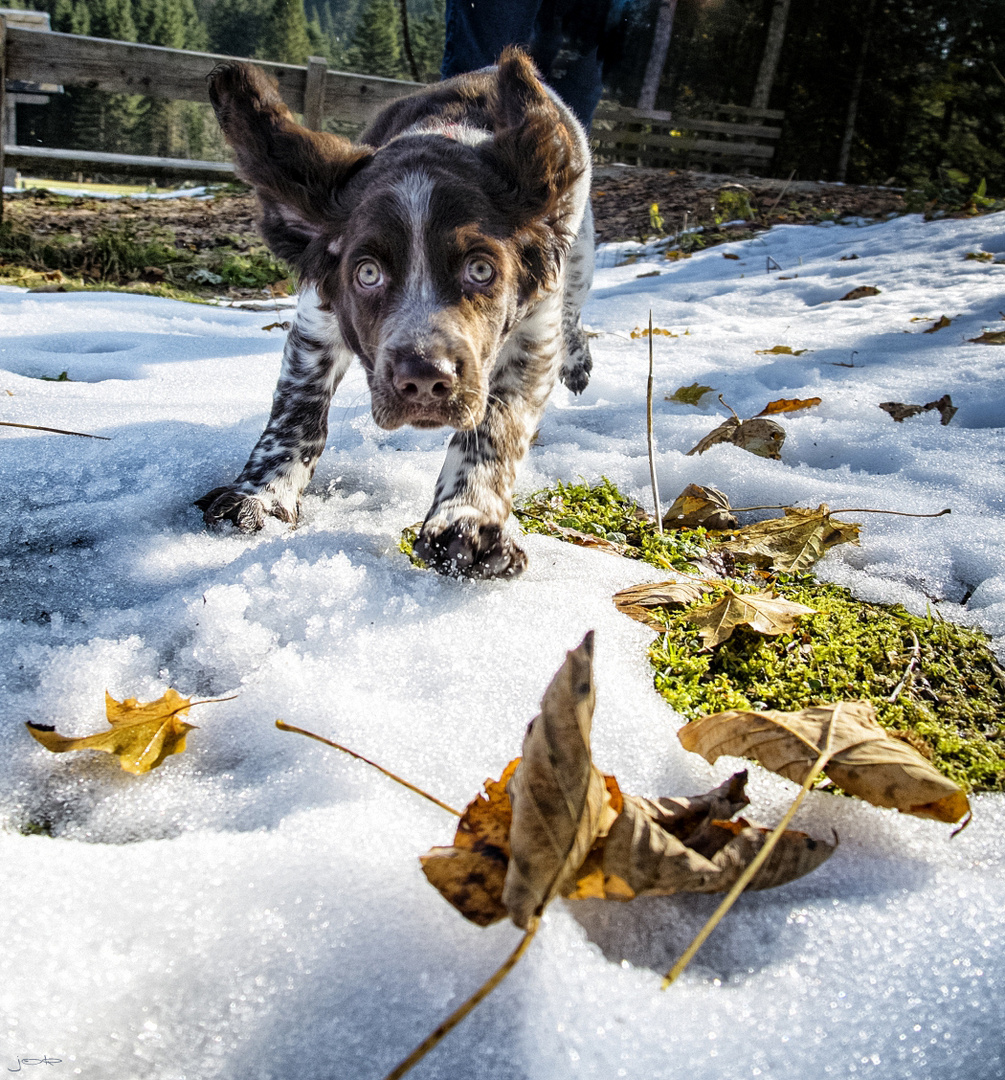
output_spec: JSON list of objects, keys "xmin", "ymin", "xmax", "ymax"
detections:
[
  {"xmin": 662, "ymin": 708, "xmax": 838, "ymax": 988},
  {"xmin": 647, "ymin": 310, "xmax": 663, "ymax": 532},
  {"xmin": 0, "ymin": 420, "xmax": 111, "ymax": 440},
  {"xmin": 275, "ymin": 720, "xmax": 461, "ymax": 816},
  {"xmin": 382, "ymin": 924, "xmax": 538, "ymax": 1080}
]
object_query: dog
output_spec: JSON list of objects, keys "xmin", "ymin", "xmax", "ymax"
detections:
[{"xmin": 197, "ymin": 48, "xmax": 594, "ymax": 578}]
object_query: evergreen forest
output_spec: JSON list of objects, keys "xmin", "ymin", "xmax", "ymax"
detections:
[{"xmin": 3, "ymin": 0, "xmax": 1002, "ymax": 192}]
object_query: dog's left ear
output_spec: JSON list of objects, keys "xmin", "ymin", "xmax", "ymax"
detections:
[
  {"xmin": 480, "ymin": 47, "xmax": 581, "ymax": 232},
  {"xmin": 208, "ymin": 62, "xmax": 374, "ymax": 267}
]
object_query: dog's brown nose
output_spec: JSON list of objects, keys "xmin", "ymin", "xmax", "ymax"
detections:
[{"xmin": 392, "ymin": 354, "xmax": 456, "ymax": 403}]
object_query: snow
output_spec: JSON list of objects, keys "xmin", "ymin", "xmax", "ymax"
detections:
[{"xmin": 2, "ymin": 211, "xmax": 1004, "ymax": 1079}]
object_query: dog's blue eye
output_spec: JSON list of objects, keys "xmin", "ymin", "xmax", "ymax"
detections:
[
  {"xmin": 465, "ymin": 258, "xmax": 495, "ymax": 285},
  {"xmin": 356, "ymin": 260, "xmax": 383, "ymax": 288}
]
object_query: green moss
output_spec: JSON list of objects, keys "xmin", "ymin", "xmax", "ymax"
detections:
[
  {"xmin": 516, "ymin": 479, "xmax": 1005, "ymax": 793},
  {"xmin": 513, "ymin": 477, "xmax": 713, "ymax": 571}
]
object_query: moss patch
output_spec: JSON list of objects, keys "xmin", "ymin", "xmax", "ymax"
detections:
[
  {"xmin": 515, "ymin": 479, "xmax": 1005, "ymax": 793},
  {"xmin": 513, "ymin": 477, "xmax": 715, "ymax": 572}
]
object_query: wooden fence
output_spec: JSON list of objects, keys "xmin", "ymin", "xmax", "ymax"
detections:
[
  {"xmin": 591, "ymin": 101, "xmax": 784, "ymax": 171},
  {"xmin": 0, "ymin": 18, "xmax": 784, "ymax": 211},
  {"xmin": 0, "ymin": 18, "xmax": 421, "ymax": 201}
]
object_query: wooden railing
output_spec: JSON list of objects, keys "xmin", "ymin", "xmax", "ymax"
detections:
[
  {"xmin": 0, "ymin": 17, "xmax": 786, "ymax": 208},
  {"xmin": 591, "ymin": 101, "xmax": 784, "ymax": 171},
  {"xmin": 0, "ymin": 19, "xmax": 421, "ymax": 200}
]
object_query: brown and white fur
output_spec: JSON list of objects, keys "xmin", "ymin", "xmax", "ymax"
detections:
[{"xmin": 197, "ymin": 49, "xmax": 593, "ymax": 578}]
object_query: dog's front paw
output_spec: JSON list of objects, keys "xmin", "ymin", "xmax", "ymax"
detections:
[
  {"xmin": 560, "ymin": 327, "xmax": 593, "ymax": 395},
  {"xmin": 195, "ymin": 485, "xmax": 297, "ymax": 532},
  {"xmin": 414, "ymin": 519, "xmax": 527, "ymax": 579}
]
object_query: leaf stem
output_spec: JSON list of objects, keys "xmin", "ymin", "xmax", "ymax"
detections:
[
  {"xmin": 662, "ymin": 707, "xmax": 838, "ymax": 989},
  {"xmin": 0, "ymin": 420, "xmax": 110, "ymax": 440},
  {"xmin": 382, "ymin": 923, "xmax": 539, "ymax": 1080},
  {"xmin": 830, "ymin": 507, "xmax": 950, "ymax": 518},
  {"xmin": 647, "ymin": 310, "xmax": 663, "ymax": 533},
  {"xmin": 274, "ymin": 720, "xmax": 461, "ymax": 817}
]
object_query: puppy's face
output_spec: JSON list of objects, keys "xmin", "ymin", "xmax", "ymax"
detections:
[
  {"xmin": 207, "ymin": 52, "xmax": 579, "ymax": 432},
  {"xmin": 326, "ymin": 147, "xmax": 526, "ymax": 430}
]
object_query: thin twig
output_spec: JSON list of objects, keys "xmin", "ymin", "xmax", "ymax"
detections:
[
  {"xmin": 991, "ymin": 60, "xmax": 1005, "ymax": 88},
  {"xmin": 830, "ymin": 507, "xmax": 950, "ymax": 518},
  {"xmin": 647, "ymin": 310, "xmax": 662, "ymax": 533},
  {"xmin": 275, "ymin": 720, "xmax": 461, "ymax": 816},
  {"xmin": 888, "ymin": 630, "xmax": 921, "ymax": 703},
  {"xmin": 383, "ymin": 924, "xmax": 539, "ymax": 1080},
  {"xmin": 662, "ymin": 706, "xmax": 839, "ymax": 989},
  {"xmin": 766, "ymin": 169, "xmax": 797, "ymax": 214},
  {"xmin": 0, "ymin": 420, "xmax": 110, "ymax": 440},
  {"xmin": 728, "ymin": 504, "xmax": 951, "ymax": 518}
]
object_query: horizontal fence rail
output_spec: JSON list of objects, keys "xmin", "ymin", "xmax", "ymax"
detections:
[{"xmin": 0, "ymin": 18, "xmax": 786, "ymax": 207}]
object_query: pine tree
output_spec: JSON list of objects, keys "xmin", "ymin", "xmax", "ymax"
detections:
[
  {"xmin": 206, "ymin": 0, "xmax": 271, "ymax": 59},
  {"xmin": 257, "ymin": 0, "xmax": 313, "ymax": 65},
  {"xmin": 347, "ymin": 0, "xmax": 404, "ymax": 79}
]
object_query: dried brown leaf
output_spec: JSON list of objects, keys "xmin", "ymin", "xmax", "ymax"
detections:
[
  {"xmin": 756, "ymin": 396, "xmax": 821, "ymax": 415},
  {"xmin": 502, "ymin": 632, "xmax": 617, "ymax": 928},
  {"xmin": 879, "ymin": 395, "xmax": 957, "ymax": 425},
  {"xmin": 613, "ymin": 579, "xmax": 709, "ymax": 629},
  {"xmin": 687, "ymin": 587, "xmax": 816, "ymax": 648},
  {"xmin": 717, "ymin": 505, "xmax": 860, "ymax": 572},
  {"xmin": 922, "ymin": 315, "xmax": 951, "ymax": 333},
  {"xmin": 26, "ymin": 689, "xmax": 196, "ymax": 775},
  {"xmin": 838, "ymin": 286, "xmax": 881, "ymax": 301},
  {"xmin": 678, "ymin": 701, "xmax": 970, "ymax": 823},
  {"xmin": 661, "ymin": 483, "xmax": 738, "ymax": 530},
  {"xmin": 754, "ymin": 345, "xmax": 809, "ymax": 356},
  {"xmin": 686, "ymin": 416, "xmax": 786, "ymax": 459},
  {"xmin": 968, "ymin": 330, "xmax": 1005, "ymax": 345},
  {"xmin": 583, "ymin": 772, "xmax": 834, "ymax": 898}
]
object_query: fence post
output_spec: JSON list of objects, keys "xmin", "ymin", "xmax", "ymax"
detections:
[
  {"xmin": 0, "ymin": 16, "xmax": 6, "ymax": 221},
  {"xmin": 303, "ymin": 56, "xmax": 327, "ymax": 131}
]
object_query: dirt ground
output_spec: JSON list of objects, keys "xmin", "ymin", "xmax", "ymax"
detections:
[{"xmin": 2, "ymin": 167, "xmax": 909, "ymax": 249}]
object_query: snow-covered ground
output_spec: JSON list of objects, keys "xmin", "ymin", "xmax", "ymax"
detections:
[{"xmin": 1, "ymin": 211, "xmax": 1004, "ymax": 1080}]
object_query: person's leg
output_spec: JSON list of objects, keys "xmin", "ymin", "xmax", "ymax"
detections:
[
  {"xmin": 541, "ymin": 46, "xmax": 604, "ymax": 130},
  {"xmin": 441, "ymin": 1, "xmax": 540, "ymax": 77}
]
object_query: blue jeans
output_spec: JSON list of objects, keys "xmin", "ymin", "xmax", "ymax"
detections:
[{"xmin": 441, "ymin": 0, "xmax": 603, "ymax": 130}]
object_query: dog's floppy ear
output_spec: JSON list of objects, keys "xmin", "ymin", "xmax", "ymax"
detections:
[
  {"xmin": 480, "ymin": 47, "xmax": 581, "ymax": 231},
  {"xmin": 208, "ymin": 62, "xmax": 373, "ymax": 266}
]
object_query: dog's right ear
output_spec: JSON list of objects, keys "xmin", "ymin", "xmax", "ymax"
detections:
[{"xmin": 208, "ymin": 63, "xmax": 373, "ymax": 266}]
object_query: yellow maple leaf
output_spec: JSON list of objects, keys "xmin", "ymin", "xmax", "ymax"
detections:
[{"xmin": 27, "ymin": 689, "xmax": 197, "ymax": 774}]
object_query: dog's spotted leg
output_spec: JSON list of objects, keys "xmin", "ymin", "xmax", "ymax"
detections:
[
  {"xmin": 559, "ymin": 203, "xmax": 595, "ymax": 395},
  {"xmin": 196, "ymin": 285, "xmax": 352, "ymax": 531},
  {"xmin": 414, "ymin": 295, "xmax": 564, "ymax": 578}
]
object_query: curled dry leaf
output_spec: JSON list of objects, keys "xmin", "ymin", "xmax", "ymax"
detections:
[
  {"xmin": 420, "ymin": 760, "xmax": 518, "ymax": 926},
  {"xmin": 502, "ymin": 631, "xmax": 617, "ymax": 929},
  {"xmin": 838, "ymin": 286, "xmax": 881, "ymax": 301},
  {"xmin": 718, "ymin": 504, "xmax": 860, "ymax": 572},
  {"xmin": 667, "ymin": 382, "xmax": 715, "ymax": 406},
  {"xmin": 678, "ymin": 701, "xmax": 970, "ymax": 823},
  {"xmin": 662, "ymin": 483, "xmax": 738, "ymax": 530},
  {"xmin": 922, "ymin": 315, "xmax": 951, "ymax": 333},
  {"xmin": 613, "ymin": 579, "xmax": 709, "ymax": 630},
  {"xmin": 687, "ymin": 587, "xmax": 816, "ymax": 648},
  {"xmin": 574, "ymin": 771, "xmax": 834, "ymax": 900},
  {"xmin": 756, "ymin": 397, "xmax": 822, "ymax": 416},
  {"xmin": 879, "ymin": 395, "xmax": 957, "ymax": 425},
  {"xmin": 967, "ymin": 330, "xmax": 1005, "ymax": 345},
  {"xmin": 686, "ymin": 416, "xmax": 786, "ymax": 460},
  {"xmin": 723, "ymin": 252, "xmax": 740, "ymax": 260},
  {"xmin": 26, "ymin": 690, "xmax": 196, "ymax": 774},
  {"xmin": 422, "ymin": 635, "xmax": 834, "ymax": 928},
  {"xmin": 754, "ymin": 345, "xmax": 809, "ymax": 356}
]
